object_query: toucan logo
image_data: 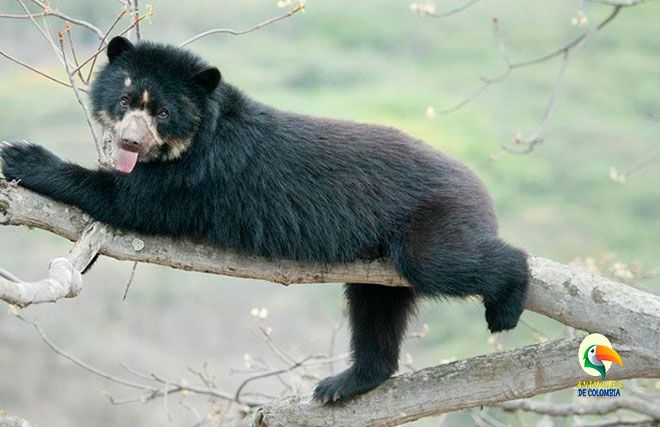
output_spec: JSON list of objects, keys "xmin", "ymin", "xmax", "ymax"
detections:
[{"xmin": 578, "ymin": 333, "xmax": 624, "ymax": 379}]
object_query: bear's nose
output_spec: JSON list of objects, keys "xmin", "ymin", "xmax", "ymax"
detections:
[{"xmin": 121, "ymin": 128, "xmax": 144, "ymax": 146}]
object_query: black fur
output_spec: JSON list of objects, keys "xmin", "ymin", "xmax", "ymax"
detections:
[
  {"xmin": 315, "ymin": 284, "xmax": 415, "ymax": 403},
  {"xmin": 0, "ymin": 37, "xmax": 529, "ymax": 403}
]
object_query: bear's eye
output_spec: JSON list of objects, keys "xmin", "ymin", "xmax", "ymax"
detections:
[
  {"xmin": 157, "ymin": 108, "xmax": 169, "ymax": 120},
  {"xmin": 119, "ymin": 96, "xmax": 129, "ymax": 109}
]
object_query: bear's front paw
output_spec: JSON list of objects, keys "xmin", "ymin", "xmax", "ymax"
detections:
[{"xmin": 0, "ymin": 141, "xmax": 61, "ymax": 183}]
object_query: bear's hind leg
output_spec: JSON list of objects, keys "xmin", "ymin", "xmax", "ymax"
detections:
[
  {"xmin": 481, "ymin": 241, "xmax": 529, "ymax": 332},
  {"xmin": 313, "ymin": 284, "xmax": 415, "ymax": 404},
  {"xmin": 394, "ymin": 201, "xmax": 529, "ymax": 334}
]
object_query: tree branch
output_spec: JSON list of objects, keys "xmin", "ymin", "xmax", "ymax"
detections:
[
  {"xmin": 0, "ymin": 48, "xmax": 77, "ymax": 91},
  {"xmin": 428, "ymin": 4, "xmax": 627, "ymax": 155},
  {"xmin": 499, "ymin": 397, "xmax": 660, "ymax": 419},
  {"xmin": 501, "ymin": 6, "xmax": 622, "ymax": 154},
  {"xmin": 245, "ymin": 339, "xmax": 658, "ymax": 427},
  {"xmin": 179, "ymin": 3, "xmax": 305, "ymax": 48},
  {"xmin": 0, "ymin": 220, "xmax": 108, "ymax": 307},
  {"xmin": 410, "ymin": 0, "xmax": 481, "ymax": 18},
  {"xmin": 0, "ymin": 180, "xmax": 400, "ymax": 290},
  {"xmin": 1, "ymin": 0, "xmax": 105, "ymax": 41},
  {"xmin": 1, "ymin": 179, "xmax": 658, "ymax": 425},
  {"xmin": 587, "ymin": 0, "xmax": 648, "ymax": 5},
  {"xmin": 0, "ymin": 412, "xmax": 32, "ymax": 427},
  {"xmin": 27, "ymin": 0, "xmax": 105, "ymax": 41}
]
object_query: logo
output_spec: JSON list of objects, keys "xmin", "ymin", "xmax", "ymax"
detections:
[
  {"xmin": 576, "ymin": 333, "xmax": 624, "ymax": 397},
  {"xmin": 578, "ymin": 333, "xmax": 623, "ymax": 379}
]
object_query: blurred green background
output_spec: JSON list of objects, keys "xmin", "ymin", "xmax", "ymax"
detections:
[{"xmin": 0, "ymin": 0, "xmax": 658, "ymax": 426}]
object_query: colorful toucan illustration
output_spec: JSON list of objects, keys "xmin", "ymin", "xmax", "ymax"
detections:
[{"xmin": 583, "ymin": 344, "xmax": 624, "ymax": 379}]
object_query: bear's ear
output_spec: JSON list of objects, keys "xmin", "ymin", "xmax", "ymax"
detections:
[
  {"xmin": 193, "ymin": 67, "xmax": 222, "ymax": 94},
  {"xmin": 107, "ymin": 36, "xmax": 134, "ymax": 63}
]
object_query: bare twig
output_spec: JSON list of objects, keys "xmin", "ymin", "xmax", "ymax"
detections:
[
  {"xmin": 179, "ymin": 3, "xmax": 305, "ymax": 48},
  {"xmin": 58, "ymin": 28, "xmax": 103, "ymax": 162},
  {"xmin": 518, "ymin": 318, "xmax": 548, "ymax": 340},
  {"xmin": 12, "ymin": 312, "xmax": 263, "ymax": 410},
  {"xmin": 27, "ymin": 0, "xmax": 105, "ymax": 40},
  {"xmin": 498, "ymin": 397, "xmax": 660, "ymax": 419},
  {"xmin": 502, "ymin": 6, "xmax": 623, "ymax": 154},
  {"xmin": 132, "ymin": 0, "xmax": 141, "ymax": 40},
  {"xmin": 187, "ymin": 364, "xmax": 218, "ymax": 390},
  {"xmin": 413, "ymin": 0, "xmax": 482, "ymax": 18},
  {"xmin": 0, "ymin": 47, "xmax": 79, "ymax": 91},
  {"xmin": 68, "ymin": 10, "xmax": 152, "ymax": 77},
  {"xmin": 610, "ymin": 144, "xmax": 660, "ymax": 183},
  {"xmin": 65, "ymin": 26, "xmax": 85, "ymax": 83},
  {"xmin": 122, "ymin": 262, "xmax": 138, "ymax": 301},
  {"xmin": 0, "ymin": 266, "xmax": 25, "ymax": 283},
  {"xmin": 254, "ymin": 326, "xmax": 297, "ymax": 365},
  {"xmin": 327, "ymin": 316, "xmax": 344, "ymax": 374},
  {"xmin": 1, "ymin": 2, "xmax": 104, "ymax": 41},
  {"xmin": 85, "ymin": 7, "xmax": 128, "ymax": 84},
  {"xmin": 234, "ymin": 355, "xmax": 325, "ymax": 403},
  {"xmin": 149, "ymin": 372, "xmax": 258, "ymax": 407},
  {"xmin": 124, "ymin": 0, "xmax": 142, "ymax": 42},
  {"xmin": 435, "ymin": 83, "xmax": 492, "ymax": 115},
  {"xmin": 501, "ymin": 50, "xmax": 572, "ymax": 154},
  {"xmin": 431, "ymin": 6, "xmax": 624, "ymax": 154},
  {"xmin": 13, "ymin": 313, "xmax": 152, "ymax": 390},
  {"xmin": 587, "ymin": 0, "xmax": 648, "ymax": 5},
  {"xmin": 0, "ymin": 11, "xmax": 47, "ymax": 18},
  {"xmin": 15, "ymin": 0, "xmax": 66, "ymax": 66},
  {"xmin": 496, "ymin": 6, "xmax": 622, "ymax": 71}
]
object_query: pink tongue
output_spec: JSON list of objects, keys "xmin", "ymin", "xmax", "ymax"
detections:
[{"xmin": 116, "ymin": 149, "xmax": 139, "ymax": 173}]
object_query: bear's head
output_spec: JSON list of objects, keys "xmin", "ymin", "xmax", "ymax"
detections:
[{"xmin": 90, "ymin": 36, "xmax": 221, "ymax": 173}]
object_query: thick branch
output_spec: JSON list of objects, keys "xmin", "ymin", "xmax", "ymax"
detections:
[
  {"xmin": 0, "ymin": 180, "xmax": 400, "ymax": 287},
  {"xmin": 499, "ymin": 397, "xmax": 660, "ymax": 419},
  {"xmin": 0, "ymin": 221, "xmax": 107, "ymax": 306},
  {"xmin": 245, "ymin": 339, "xmax": 659, "ymax": 427}
]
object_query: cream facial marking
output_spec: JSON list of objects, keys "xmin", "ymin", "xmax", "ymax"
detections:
[
  {"xmin": 124, "ymin": 77, "xmax": 132, "ymax": 87},
  {"xmin": 163, "ymin": 138, "xmax": 193, "ymax": 161},
  {"xmin": 97, "ymin": 110, "xmax": 116, "ymax": 128},
  {"xmin": 142, "ymin": 90, "xmax": 150, "ymax": 106},
  {"xmin": 98, "ymin": 109, "xmax": 193, "ymax": 163},
  {"xmin": 120, "ymin": 109, "xmax": 163, "ymax": 147}
]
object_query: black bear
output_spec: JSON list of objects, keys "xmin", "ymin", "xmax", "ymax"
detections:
[{"xmin": 0, "ymin": 36, "xmax": 529, "ymax": 403}]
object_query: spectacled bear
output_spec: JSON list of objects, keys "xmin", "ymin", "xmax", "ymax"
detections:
[{"xmin": 0, "ymin": 36, "xmax": 529, "ymax": 404}]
